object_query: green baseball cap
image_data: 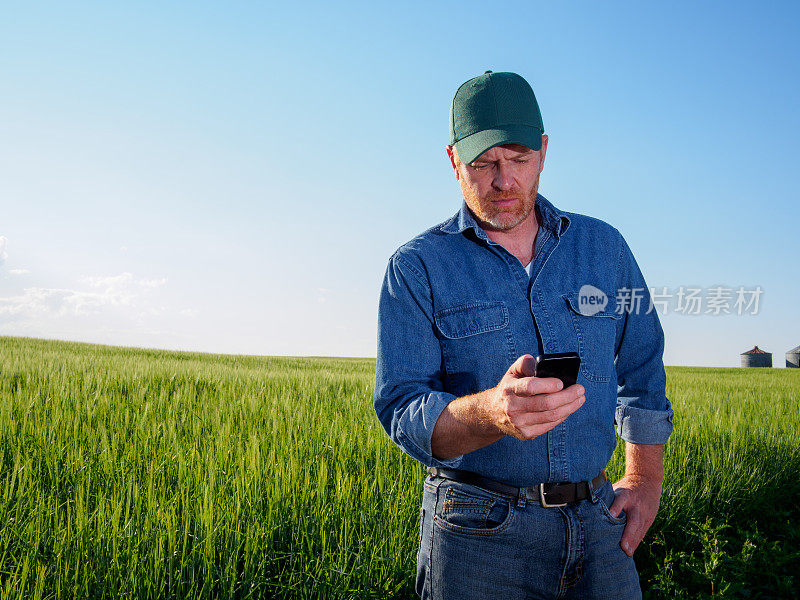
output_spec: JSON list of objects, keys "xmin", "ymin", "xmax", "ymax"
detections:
[{"xmin": 449, "ymin": 70, "xmax": 544, "ymax": 165}]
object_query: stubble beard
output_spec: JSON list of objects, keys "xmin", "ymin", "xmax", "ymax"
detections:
[{"xmin": 462, "ymin": 178, "xmax": 540, "ymax": 232}]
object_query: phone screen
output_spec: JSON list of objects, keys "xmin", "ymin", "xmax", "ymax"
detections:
[{"xmin": 534, "ymin": 352, "xmax": 581, "ymax": 388}]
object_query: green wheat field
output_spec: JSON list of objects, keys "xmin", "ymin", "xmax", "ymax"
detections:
[{"xmin": 1, "ymin": 336, "xmax": 798, "ymax": 599}]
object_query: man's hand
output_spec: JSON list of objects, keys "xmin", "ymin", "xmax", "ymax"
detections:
[
  {"xmin": 608, "ymin": 443, "xmax": 665, "ymax": 556},
  {"xmin": 430, "ymin": 354, "xmax": 585, "ymax": 460},
  {"xmin": 489, "ymin": 354, "xmax": 585, "ymax": 440}
]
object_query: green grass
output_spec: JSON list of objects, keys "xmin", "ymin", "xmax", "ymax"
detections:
[{"xmin": 1, "ymin": 336, "xmax": 798, "ymax": 598}]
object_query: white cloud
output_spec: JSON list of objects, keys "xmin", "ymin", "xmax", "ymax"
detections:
[
  {"xmin": 0, "ymin": 266, "xmax": 207, "ymax": 352},
  {"xmin": 80, "ymin": 272, "xmax": 167, "ymax": 290},
  {"xmin": 80, "ymin": 272, "xmax": 135, "ymax": 288},
  {"xmin": 138, "ymin": 277, "xmax": 168, "ymax": 288},
  {"xmin": 8, "ymin": 268, "xmax": 30, "ymax": 275},
  {"xmin": 69, "ymin": 272, "xmax": 168, "ymax": 307},
  {"xmin": 0, "ymin": 272, "xmax": 170, "ymax": 321},
  {"xmin": 0, "ymin": 236, "xmax": 7, "ymax": 266},
  {"xmin": 1, "ymin": 286, "xmax": 120, "ymax": 318}
]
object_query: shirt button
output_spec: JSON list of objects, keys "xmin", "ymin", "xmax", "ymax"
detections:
[
  {"xmin": 547, "ymin": 342, "xmax": 555, "ymax": 351},
  {"xmin": 553, "ymin": 447, "xmax": 560, "ymax": 457}
]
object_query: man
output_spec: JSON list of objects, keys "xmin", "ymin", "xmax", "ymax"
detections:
[{"xmin": 374, "ymin": 71, "xmax": 673, "ymax": 599}]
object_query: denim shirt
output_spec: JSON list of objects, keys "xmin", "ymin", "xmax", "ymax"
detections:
[{"xmin": 374, "ymin": 194, "xmax": 674, "ymax": 487}]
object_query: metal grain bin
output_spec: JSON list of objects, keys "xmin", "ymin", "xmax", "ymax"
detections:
[
  {"xmin": 741, "ymin": 346, "xmax": 772, "ymax": 368},
  {"xmin": 787, "ymin": 346, "xmax": 800, "ymax": 368}
]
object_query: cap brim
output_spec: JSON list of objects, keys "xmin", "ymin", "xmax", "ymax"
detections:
[{"xmin": 453, "ymin": 125, "xmax": 543, "ymax": 165}]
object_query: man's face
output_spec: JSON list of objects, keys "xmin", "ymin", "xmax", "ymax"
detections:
[{"xmin": 447, "ymin": 137, "xmax": 548, "ymax": 232}]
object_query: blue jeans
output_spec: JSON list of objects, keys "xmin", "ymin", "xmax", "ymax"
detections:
[{"xmin": 416, "ymin": 474, "xmax": 641, "ymax": 599}]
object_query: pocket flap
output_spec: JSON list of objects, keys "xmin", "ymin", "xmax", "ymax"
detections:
[{"xmin": 434, "ymin": 302, "xmax": 509, "ymax": 339}]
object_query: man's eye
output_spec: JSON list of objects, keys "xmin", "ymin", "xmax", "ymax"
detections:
[
  {"xmin": 513, "ymin": 159, "xmax": 529, "ymax": 164},
  {"xmin": 471, "ymin": 164, "xmax": 489, "ymax": 170}
]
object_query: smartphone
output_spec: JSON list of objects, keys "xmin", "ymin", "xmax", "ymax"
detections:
[{"xmin": 533, "ymin": 352, "xmax": 581, "ymax": 388}]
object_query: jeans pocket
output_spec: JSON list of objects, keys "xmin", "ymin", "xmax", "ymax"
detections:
[
  {"xmin": 596, "ymin": 481, "xmax": 627, "ymax": 526},
  {"xmin": 434, "ymin": 483, "xmax": 514, "ymax": 536},
  {"xmin": 419, "ymin": 505, "xmax": 426, "ymax": 539}
]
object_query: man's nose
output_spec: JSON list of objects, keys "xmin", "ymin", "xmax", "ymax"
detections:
[{"xmin": 492, "ymin": 163, "xmax": 514, "ymax": 191}]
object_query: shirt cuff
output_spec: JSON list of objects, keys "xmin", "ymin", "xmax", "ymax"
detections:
[
  {"xmin": 615, "ymin": 402, "xmax": 674, "ymax": 445},
  {"xmin": 396, "ymin": 391, "xmax": 464, "ymax": 469}
]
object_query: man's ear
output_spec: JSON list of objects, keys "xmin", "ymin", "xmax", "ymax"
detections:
[
  {"xmin": 446, "ymin": 145, "xmax": 461, "ymax": 180},
  {"xmin": 538, "ymin": 134, "xmax": 549, "ymax": 173}
]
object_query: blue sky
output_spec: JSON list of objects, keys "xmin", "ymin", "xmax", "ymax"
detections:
[{"xmin": 1, "ymin": 2, "xmax": 798, "ymax": 366}]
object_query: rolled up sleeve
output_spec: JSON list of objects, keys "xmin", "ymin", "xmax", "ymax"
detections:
[
  {"xmin": 374, "ymin": 251, "xmax": 463, "ymax": 468},
  {"xmin": 613, "ymin": 237, "xmax": 674, "ymax": 445}
]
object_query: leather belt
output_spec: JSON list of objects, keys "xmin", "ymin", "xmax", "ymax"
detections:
[{"xmin": 427, "ymin": 467, "xmax": 607, "ymax": 507}]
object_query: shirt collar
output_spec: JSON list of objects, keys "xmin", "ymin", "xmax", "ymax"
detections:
[{"xmin": 439, "ymin": 193, "xmax": 571, "ymax": 241}]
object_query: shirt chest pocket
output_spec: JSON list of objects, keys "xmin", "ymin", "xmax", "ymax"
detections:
[
  {"xmin": 433, "ymin": 302, "xmax": 516, "ymax": 395},
  {"xmin": 563, "ymin": 292, "xmax": 620, "ymax": 383}
]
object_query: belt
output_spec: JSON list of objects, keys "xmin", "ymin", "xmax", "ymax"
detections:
[{"xmin": 427, "ymin": 467, "xmax": 607, "ymax": 508}]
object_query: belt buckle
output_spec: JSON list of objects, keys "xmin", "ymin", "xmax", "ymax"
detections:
[{"xmin": 539, "ymin": 483, "xmax": 567, "ymax": 508}]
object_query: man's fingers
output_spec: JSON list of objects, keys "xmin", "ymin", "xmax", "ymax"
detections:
[
  {"xmin": 620, "ymin": 508, "xmax": 645, "ymax": 556},
  {"xmin": 513, "ymin": 376, "xmax": 584, "ymax": 398},
  {"xmin": 502, "ymin": 370, "xmax": 586, "ymax": 440},
  {"xmin": 620, "ymin": 529, "xmax": 639, "ymax": 557},
  {"xmin": 514, "ymin": 394, "xmax": 585, "ymax": 428},
  {"xmin": 609, "ymin": 479, "xmax": 662, "ymax": 557},
  {"xmin": 513, "ymin": 379, "xmax": 584, "ymax": 403},
  {"xmin": 611, "ymin": 489, "xmax": 642, "ymax": 557},
  {"xmin": 507, "ymin": 354, "xmax": 537, "ymax": 378},
  {"xmin": 608, "ymin": 492, "xmax": 626, "ymax": 519},
  {"xmin": 514, "ymin": 408, "xmax": 574, "ymax": 440},
  {"xmin": 512, "ymin": 376, "xmax": 561, "ymax": 397}
]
